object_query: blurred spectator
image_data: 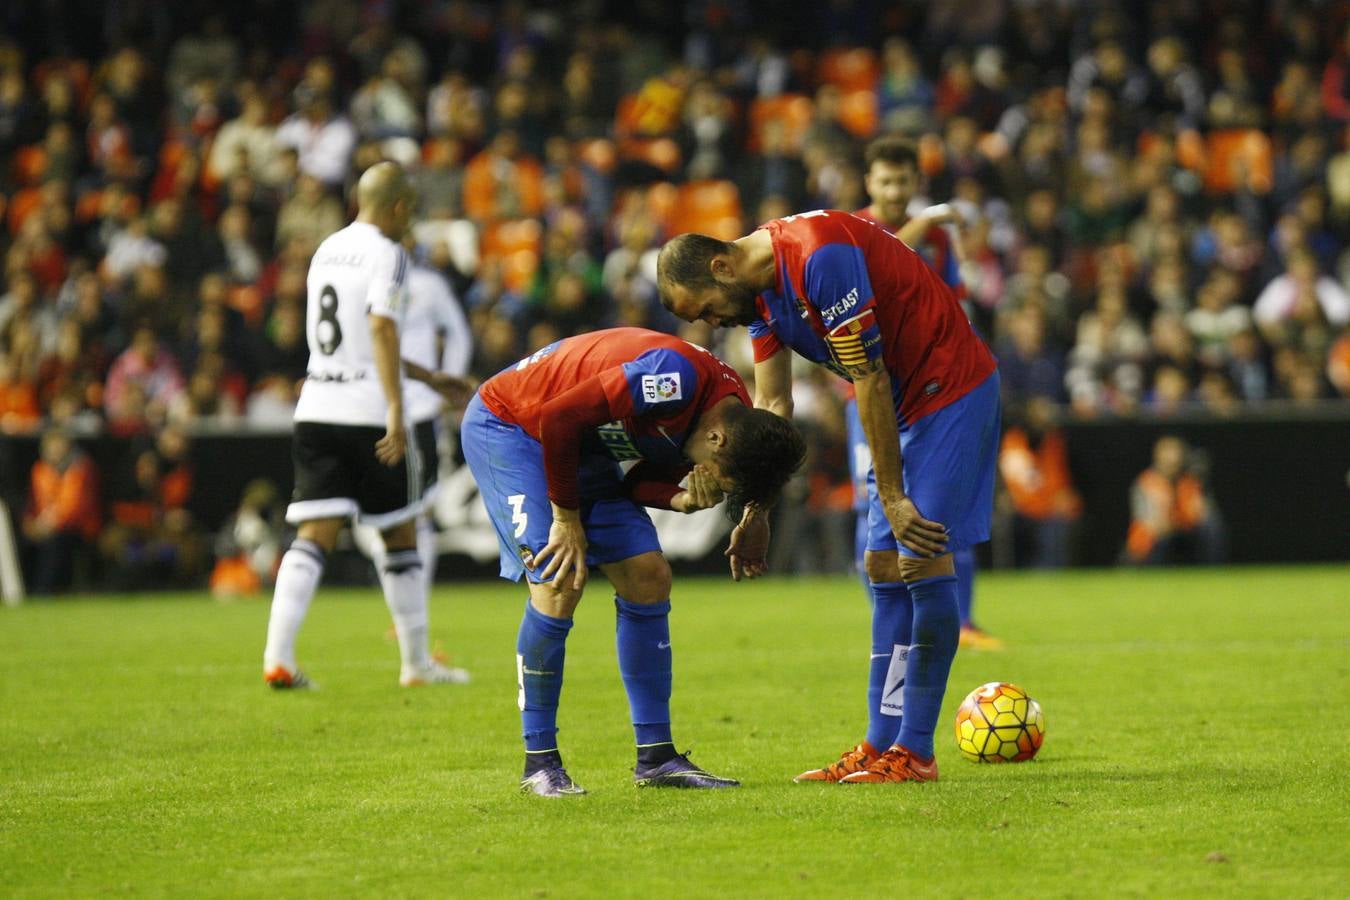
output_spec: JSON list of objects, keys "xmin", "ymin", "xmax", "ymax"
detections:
[
  {"xmin": 100, "ymin": 426, "xmax": 203, "ymax": 587},
  {"xmin": 22, "ymin": 427, "xmax": 101, "ymax": 593},
  {"xmin": 104, "ymin": 324, "xmax": 185, "ymax": 434},
  {"xmin": 274, "ymin": 84, "xmax": 357, "ymax": 187},
  {"xmin": 463, "ymin": 130, "xmax": 543, "ymax": 222},
  {"xmin": 0, "ymin": 350, "xmax": 41, "ymax": 432},
  {"xmin": 274, "ymin": 174, "xmax": 344, "ymax": 253},
  {"xmin": 350, "ymin": 53, "xmax": 422, "ymax": 140},
  {"xmin": 998, "ymin": 396, "xmax": 1081, "ymax": 568},
  {"xmin": 1124, "ymin": 436, "xmax": 1226, "ymax": 565},
  {"xmin": 878, "ymin": 37, "xmax": 933, "ymax": 134},
  {"xmin": 1252, "ymin": 249, "xmax": 1350, "ymax": 343},
  {"xmin": 210, "ymin": 479, "xmax": 284, "ymax": 599},
  {"xmin": 207, "ymin": 94, "xmax": 281, "ymax": 186}
]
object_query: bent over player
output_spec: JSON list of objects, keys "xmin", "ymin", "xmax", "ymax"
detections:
[
  {"xmin": 461, "ymin": 327, "xmax": 805, "ymax": 796},
  {"xmin": 262, "ymin": 162, "xmax": 433, "ymax": 688},
  {"xmin": 658, "ymin": 209, "xmax": 1000, "ymax": 784}
]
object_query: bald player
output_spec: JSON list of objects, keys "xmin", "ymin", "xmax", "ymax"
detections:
[{"xmin": 262, "ymin": 161, "xmax": 431, "ymax": 688}]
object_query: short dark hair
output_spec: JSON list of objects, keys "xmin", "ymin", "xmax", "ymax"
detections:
[
  {"xmin": 721, "ymin": 404, "xmax": 807, "ymax": 517},
  {"xmin": 657, "ymin": 233, "xmax": 733, "ymax": 307},
  {"xmin": 864, "ymin": 136, "xmax": 919, "ymax": 172}
]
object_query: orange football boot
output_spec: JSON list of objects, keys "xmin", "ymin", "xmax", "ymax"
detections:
[
  {"xmin": 263, "ymin": 664, "xmax": 312, "ymax": 689},
  {"xmin": 959, "ymin": 625, "xmax": 1005, "ymax": 650},
  {"xmin": 793, "ymin": 741, "xmax": 883, "ymax": 783},
  {"xmin": 840, "ymin": 744, "xmax": 939, "ymax": 783}
]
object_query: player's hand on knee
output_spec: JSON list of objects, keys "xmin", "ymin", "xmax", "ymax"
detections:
[
  {"xmin": 886, "ymin": 496, "xmax": 948, "ymax": 558},
  {"xmin": 532, "ymin": 515, "xmax": 588, "ymax": 590}
]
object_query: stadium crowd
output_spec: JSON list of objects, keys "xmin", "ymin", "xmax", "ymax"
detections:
[{"xmin": 2, "ymin": 1, "xmax": 1348, "ymax": 587}]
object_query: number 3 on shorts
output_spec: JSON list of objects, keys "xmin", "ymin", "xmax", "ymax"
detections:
[{"xmin": 507, "ymin": 494, "xmax": 528, "ymax": 538}]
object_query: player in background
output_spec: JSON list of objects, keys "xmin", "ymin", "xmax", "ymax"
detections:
[
  {"xmin": 854, "ymin": 136, "xmax": 1001, "ymax": 650},
  {"xmin": 658, "ymin": 211, "xmax": 1000, "ymax": 785},
  {"xmin": 461, "ymin": 327, "xmax": 805, "ymax": 796},
  {"xmin": 355, "ymin": 244, "xmax": 475, "ymax": 685},
  {"xmin": 262, "ymin": 161, "xmax": 424, "ymax": 689}
]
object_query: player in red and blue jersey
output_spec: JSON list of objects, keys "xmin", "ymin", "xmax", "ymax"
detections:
[
  {"xmin": 658, "ymin": 207, "xmax": 1000, "ymax": 785},
  {"xmin": 852, "ymin": 136, "xmax": 1001, "ymax": 652},
  {"xmin": 461, "ymin": 327, "xmax": 805, "ymax": 796}
]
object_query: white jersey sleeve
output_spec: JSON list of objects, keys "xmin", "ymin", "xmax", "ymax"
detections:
[{"xmin": 366, "ymin": 242, "xmax": 409, "ymax": 320}]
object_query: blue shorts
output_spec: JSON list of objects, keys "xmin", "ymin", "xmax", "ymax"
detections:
[
  {"xmin": 461, "ymin": 395, "xmax": 663, "ymax": 582},
  {"xmin": 863, "ymin": 371, "xmax": 1001, "ymax": 557}
]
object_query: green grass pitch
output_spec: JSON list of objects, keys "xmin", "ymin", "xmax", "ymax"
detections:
[{"xmin": 2, "ymin": 565, "xmax": 1348, "ymax": 897}]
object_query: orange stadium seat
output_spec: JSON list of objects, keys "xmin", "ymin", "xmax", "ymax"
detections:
[
  {"xmin": 837, "ymin": 89, "xmax": 879, "ymax": 138},
  {"xmin": 1204, "ymin": 128, "xmax": 1273, "ymax": 194},
  {"xmin": 12, "ymin": 146, "xmax": 48, "ymax": 186},
  {"xmin": 7, "ymin": 187, "xmax": 42, "ymax": 235},
  {"xmin": 917, "ymin": 133, "xmax": 946, "ymax": 177},
  {"xmin": 816, "ymin": 47, "xmax": 879, "ymax": 92},
  {"xmin": 480, "ymin": 219, "xmax": 543, "ymax": 292},
  {"xmin": 671, "ymin": 180, "xmax": 742, "ymax": 239},
  {"xmin": 748, "ymin": 93, "xmax": 814, "ymax": 153}
]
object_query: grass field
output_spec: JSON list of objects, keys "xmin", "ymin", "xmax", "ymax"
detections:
[{"xmin": 2, "ymin": 565, "xmax": 1348, "ymax": 898}]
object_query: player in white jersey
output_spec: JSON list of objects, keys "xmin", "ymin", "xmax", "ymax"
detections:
[
  {"xmin": 262, "ymin": 161, "xmax": 426, "ymax": 689},
  {"xmin": 358, "ymin": 253, "xmax": 475, "ymax": 684}
]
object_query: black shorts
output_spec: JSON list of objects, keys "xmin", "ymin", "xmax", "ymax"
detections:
[
  {"xmin": 286, "ymin": 421, "xmax": 424, "ymax": 528},
  {"xmin": 413, "ymin": 418, "xmax": 439, "ymax": 499}
]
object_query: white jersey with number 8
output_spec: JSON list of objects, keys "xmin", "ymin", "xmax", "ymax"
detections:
[{"xmin": 295, "ymin": 221, "xmax": 409, "ymax": 427}]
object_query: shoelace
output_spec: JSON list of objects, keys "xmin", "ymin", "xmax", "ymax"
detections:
[
  {"xmin": 825, "ymin": 746, "xmax": 872, "ymax": 777},
  {"xmin": 866, "ymin": 749, "xmax": 913, "ymax": 777}
]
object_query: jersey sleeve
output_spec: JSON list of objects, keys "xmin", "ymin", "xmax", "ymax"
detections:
[
  {"xmin": 365, "ymin": 242, "xmax": 409, "ymax": 320},
  {"xmin": 748, "ymin": 316, "xmax": 784, "ymax": 363},
  {"xmin": 601, "ymin": 347, "xmax": 700, "ymax": 418},
  {"xmin": 804, "ymin": 243, "xmax": 883, "ymax": 368},
  {"xmin": 622, "ymin": 461, "xmax": 691, "ymax": 510}
]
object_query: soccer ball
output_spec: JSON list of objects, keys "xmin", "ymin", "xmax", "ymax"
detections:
[{"xmin": 954, "ymin": 682, "xmax": 1045, "ymax": 763}]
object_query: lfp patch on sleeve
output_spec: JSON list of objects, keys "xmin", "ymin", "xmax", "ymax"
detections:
[{"xmin": 641, "ymin": 372, "xmax": 683, "ymax": 403}]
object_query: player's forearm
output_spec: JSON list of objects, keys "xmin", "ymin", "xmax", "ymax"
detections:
[
  {"xmin": 755, "ymin": 388, "xmax": 793, "ymax": 419},
  {"xmin": 402, "ymin": 358, "xmax": 436, "ymax": 384},
  {"xmin": 852, "ymin": 361, "xmax": 905, "ymax": 504},
  {"xmin": 753, "ymin": 353, "xmax": 793, "ymax": 418},
  {"xmin": 368, "ymin": 314, "xmax": 404, "ymax": 417},
  {"xmin": 623, "ymin": 462, "xmax": 687, "ymax": 511},
  {"xmin": 896, "ymin": 204, "xmax": 956, "ymax": 247}
]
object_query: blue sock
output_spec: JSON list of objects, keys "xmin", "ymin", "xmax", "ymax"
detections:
[
  {"xmin": 954, "ymin": 547, "xmax": 975, "ymax": 627},
  {"xmin": 615, "ymin": 595, "xmax": 674, "ymax": 750},
  {"xmin": 895, "ymin": 574, "xmax": 960, "ymax": 761},
  {"xmin": 516, "ymin": 601, "xmax": 572, "ymax": 754},
  {"xmin": 865, "ymin": 581, "xmax": 912, "ymax": 751}
]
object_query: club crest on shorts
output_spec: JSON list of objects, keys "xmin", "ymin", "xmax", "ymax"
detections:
[{"xmin": 641, "ymin": 372, "xmax": 682, "ymax": 403}]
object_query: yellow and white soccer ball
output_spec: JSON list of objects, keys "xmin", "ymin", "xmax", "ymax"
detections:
[{"xmin": 954, "ymin": 681, "xmax": 1045, "ymax": 763}]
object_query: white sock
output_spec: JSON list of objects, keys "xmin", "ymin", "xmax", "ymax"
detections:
[
  {"xmin": 381, "ymin": 547, "xmax": 429, "ymax": 671},
  {"xmin": 417, "ymin": 517, "xmax": 439, "ymax": 586},
  {"xmin": 263, "ymin": 539, "xmax": 325, "ymax": 670}
]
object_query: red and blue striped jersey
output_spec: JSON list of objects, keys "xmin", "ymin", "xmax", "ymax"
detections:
[{"xmin": 749, "ymin": 210, "xmax": 994, "ymax": 424}]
